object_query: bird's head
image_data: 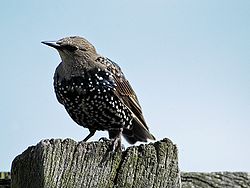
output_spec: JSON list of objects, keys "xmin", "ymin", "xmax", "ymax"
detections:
[{"xmin": 42, "ymin": 36, "xmax": 98, "ymax": 68}]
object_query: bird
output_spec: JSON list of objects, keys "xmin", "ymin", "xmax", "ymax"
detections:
[{"xmin": 42, "ymin": 36, "xmax": 155, "ymax": 150}]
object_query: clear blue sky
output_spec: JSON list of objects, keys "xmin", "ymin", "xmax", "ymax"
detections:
[{"xmin": 1, "ymin": 1, "xmax": 249, "ymax": 172}]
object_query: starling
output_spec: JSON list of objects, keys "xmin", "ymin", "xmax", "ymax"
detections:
[{"xmin": 42, "ymin": 36, "xmax": 155, "ymax": 149}]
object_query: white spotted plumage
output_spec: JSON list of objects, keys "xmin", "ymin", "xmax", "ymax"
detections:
[{"xmin": 42, "ymin": 36, "xmax": 155, "ymax": 147}]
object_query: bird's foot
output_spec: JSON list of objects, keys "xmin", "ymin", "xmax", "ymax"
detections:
[
  {"xmin": 110, "ymin": 136, "xmax": 122, "ymax": 152},
  {"xmin": 99, "ymin": 137, "xmax": 124, "ymax": 151}
]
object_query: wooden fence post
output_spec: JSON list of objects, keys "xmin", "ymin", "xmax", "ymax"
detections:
[{"xmin": 11, "ymin": 138, "xmax": 180, "ymax": 188}]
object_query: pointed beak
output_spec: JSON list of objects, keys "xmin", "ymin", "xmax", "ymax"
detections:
[{"xmin": 41, "ymin": 41, "xmax": 61, "ymax": 49}]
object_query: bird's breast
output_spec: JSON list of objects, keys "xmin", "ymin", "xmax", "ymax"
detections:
[{"xmin": 53, "ymin": 68, "xmax": 132, "ymax": 129}]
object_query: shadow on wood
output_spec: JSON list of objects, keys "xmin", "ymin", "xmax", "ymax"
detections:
[{"xmin": 11, "ymin": 138, "xmax": 180, "ymax": 188}]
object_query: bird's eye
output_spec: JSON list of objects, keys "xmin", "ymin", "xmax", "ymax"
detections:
[{"xmin": 62, "ymin": 45, "xmax": 78, "ymax": 52}]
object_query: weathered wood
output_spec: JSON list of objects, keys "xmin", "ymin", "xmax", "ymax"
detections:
[
  {"xmin": 0, "ymin": 172, "xmax": 10, "ymax": 180},
  {"xmin": 4, "ymin": 170, "xmax": 250, "ymax": 188},
  {"xmin": 11, "ymin": 138, "xmax": 180, "ymax": 188},
  {"xmin": 3, "ymin": 171, "xmax": 250, "ymax": 188},
  {"xmin": 0, "ymin": 172, "xmax": 11, "ymax": 188},
  {"xmin": 181, "ymin": 172, "xmax": 250, "ymax": 188}
]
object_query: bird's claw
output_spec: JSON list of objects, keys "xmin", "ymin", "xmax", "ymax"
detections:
[{"xmin": 110, "ymin": 137, "xmax": 122, "ymax": 152}]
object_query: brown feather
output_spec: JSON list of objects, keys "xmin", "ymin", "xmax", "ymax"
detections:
[
  {"xmin": 112, "ymin": 71, "xmax": 151, "ymax": 130},
  {"xmin": 96, "ymin": 57, "xmax": 155, "ymax": 141}
]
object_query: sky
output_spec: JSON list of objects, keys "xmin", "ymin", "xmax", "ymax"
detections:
[{"xmin": 0, "ymin": 0, "xmax": 249, "ymax": 172}]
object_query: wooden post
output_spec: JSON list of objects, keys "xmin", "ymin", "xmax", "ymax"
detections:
[
  {"xmin": 11, "ymin": 138, "xmax": 181, "ymax": 188},
  {"xmin": 181, "ymin": 172, "xmax": 250, "ymax": 188},
  {"xmin": 0, "ymin": 172, "xmax": 11, "ymax": 188}
]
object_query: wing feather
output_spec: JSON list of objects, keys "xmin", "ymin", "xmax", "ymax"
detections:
[
  {"xmin": 103, "ymin": 58, "xmax": 153, "ymax": 135},
  {"xmin": 95, "ymin": 56, "xmax": 155, "ymax": 141}
]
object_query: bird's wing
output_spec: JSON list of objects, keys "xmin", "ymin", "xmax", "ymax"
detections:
[
  {"xmin": 113, "ymin": 76, "xmax": 142, "ymax": 117},
  {"xmin": 102, "ymin": 58, "xmax": 151, "ymax": 133}
]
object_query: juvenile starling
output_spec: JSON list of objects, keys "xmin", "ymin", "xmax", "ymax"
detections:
[{"xmin": 42, "ymin": 36, "xmax": 155, "ymax": 149}]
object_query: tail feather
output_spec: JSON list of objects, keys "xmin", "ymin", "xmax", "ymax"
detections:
[{"xmin": 122, "ymin": 120, "xmax": 155, "ymax": 144}]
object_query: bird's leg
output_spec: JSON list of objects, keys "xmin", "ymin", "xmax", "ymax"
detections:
[
  {"xmin": 83, "ymin": 129, "xmax": 96, "ymax": 142},
  {"xmin": 111, "ymin": 136, "xmax": 122, "ymax": 152},
  {"xmin": 108, "ymin": 128, "xmax": 123, "ymax": 152}
]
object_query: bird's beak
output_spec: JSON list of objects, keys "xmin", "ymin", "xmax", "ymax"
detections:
[{"xmin": 41, "ymin": 41, "xmax": 61, "ymax": 49}]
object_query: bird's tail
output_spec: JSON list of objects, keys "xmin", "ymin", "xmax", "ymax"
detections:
[{"xmin": 122, "ymin": 119, "xmax": 155, "ymax": 144}]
